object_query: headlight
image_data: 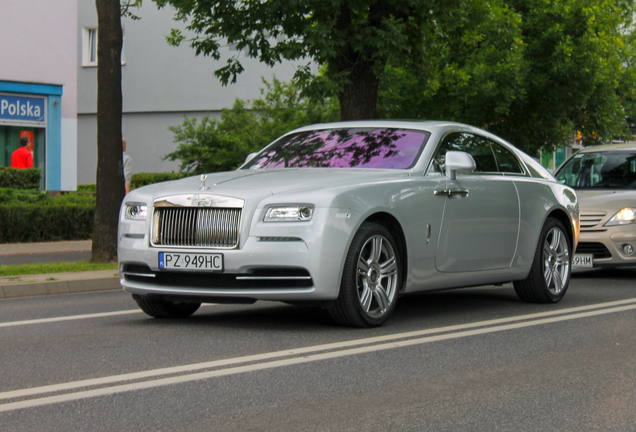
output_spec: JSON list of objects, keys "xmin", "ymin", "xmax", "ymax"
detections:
[
  {"xmin": 605, "ymin": 207, "xmax": 636, "ymax": 226},
  {"xmin": 125, "ymin": 203, "xmax": 148, "ymax": 220},
  {"xmin": 264, "ymin": 205, "xmax": 314, "ymax": 222}
]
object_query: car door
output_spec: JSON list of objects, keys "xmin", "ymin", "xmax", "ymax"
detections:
[{"xmin": 432, "ymin": 132, "xmax": 521, "ymax": 272}]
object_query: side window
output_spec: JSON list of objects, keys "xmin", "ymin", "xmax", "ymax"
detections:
[
  {"xmin": 434, "ymin": 132, "xmax": 497, "ymax": 173},
  {"xmin": 491, "ymin": 142, "xmax": 523, "ymax": 174}
]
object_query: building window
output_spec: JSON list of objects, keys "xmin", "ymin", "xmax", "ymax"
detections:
[
  {"xmin": 82, "ymin": 28, "xmax": 126, "ymax": 67},
  {"xmin": 82, "ymin": 28, "xmax": 98, "ymax": 66}
]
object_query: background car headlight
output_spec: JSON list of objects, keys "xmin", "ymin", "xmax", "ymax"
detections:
[
  {"xmin": 264, "ymin": 205, "xmax": 314, "ymax": 222},
  {"xmin": 605, "ymin": 207, "xmax": 636, "ymax": 226},
  {"xmin": 125, "ymin": 203, "xmax": 148, "ymax": 220}
]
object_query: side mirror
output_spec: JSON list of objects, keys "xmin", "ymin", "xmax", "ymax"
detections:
[
  {"xmin": 445, "ymin": 151, "xmax": 476, "ymax": 180},
  {"xmin": 244, "ymin": 152, "xmax": 258, "ymax": 165}
]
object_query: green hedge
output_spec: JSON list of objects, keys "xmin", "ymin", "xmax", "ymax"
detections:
[
  {"xmin": 0, "ymin": 203, "xmax": 94, "ymax": 243},
  {"xmin": 0, "ymin": 172, "xmax": 191, "ymax": 243},
  {"xmin": 131, "ymin": 172, "xmax": 189, "ymax": 190},
  {"xmin": 0, "ymin": 188, "xmax": 95, "ymax": 243},
  {"xmin": 77, "ymin": 184, "xmax": 96, "ymax": 193},
  {"xmin": 0, "ymin": 167, "xmax": 41, "ymax": 189},
  {"xmin": 75, "ymin": 172, "xmax": 190, "ymax": 193},
  {"xmin": 0, "ymin": 188, "xmax": 95, "ymax": 205}
]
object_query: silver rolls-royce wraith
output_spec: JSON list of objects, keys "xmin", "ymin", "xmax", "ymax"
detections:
[{"xmin": 118, "ymin": 121, "xmax": 579, "ymax": 327}]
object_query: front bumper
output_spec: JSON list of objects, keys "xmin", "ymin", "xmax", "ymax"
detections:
[
  {"xmin": 118, "ymin": 208, "xmax": 356, "ymax": 302},
  {"xmin": 576, "ymin": 225, "xmax": 636, "ymax": 267}
]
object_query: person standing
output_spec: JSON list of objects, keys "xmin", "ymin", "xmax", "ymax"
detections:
[
  {"xmin": 122, "ymin": 138, "xmax": 132, "ymax": 194},
  {"xmin": 11, "ymin": 136, "xmax": 34, "ymax": 169}
]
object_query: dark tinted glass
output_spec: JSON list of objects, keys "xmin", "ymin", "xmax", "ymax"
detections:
[
  {"xmin": 491, "ymin": 143, "xmax": 523, "ymax": 173},
  {"xmin": 434, "ymin": 132, "xmax": 498, "ymax": 173},
  {"xmin": 242, "ymin": 128, "xmax": 430, "ymax": 170},
  {"xmin": 556, "ymin": 151, "xmax": 636, "ymax": 189}
]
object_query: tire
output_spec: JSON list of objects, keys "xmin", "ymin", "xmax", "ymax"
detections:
[
  {"xmin": 135, "ymin": 297, "xmax": 201, "ymax": 319},
  {"xmin": 329, "ymin": 222, "xmax": 401, "ymax": 327},
  {"xmin": 514, "ymin": 218, "xmax": 571, "ymax": 303}
]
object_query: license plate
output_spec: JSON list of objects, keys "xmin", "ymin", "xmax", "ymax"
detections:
[
  {"xmin": 158, "ymin": 252, "xmax": 223, "ymax": 271},
  {"xmin": 573, "ymin": 254, "xmax": 593, "ymax": 268}
]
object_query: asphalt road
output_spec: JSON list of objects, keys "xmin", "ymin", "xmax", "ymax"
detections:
[{"xmin": 0, "ymin": 268, "xmax": 635, "ymax": 431}]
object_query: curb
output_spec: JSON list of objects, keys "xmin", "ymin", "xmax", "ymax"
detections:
[
  {"xmin": 0, "ymin": 240, "xmax": 92, "ymax": 256},
  {"xmin": 0, "ymin": 270, "xmax": 120, "ymax": 300}
]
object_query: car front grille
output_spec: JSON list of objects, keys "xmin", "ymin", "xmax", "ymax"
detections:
[
  {"xmin": 575, "ymin": 242, "xmax": 612, "ymax": 259},
  {"xmin": 152, "ymin": 207, "xmax": 241, "ymax": 248},
  {"xmin": 579, "ymin": 212, "xmax": 607, "ymax": 229}
]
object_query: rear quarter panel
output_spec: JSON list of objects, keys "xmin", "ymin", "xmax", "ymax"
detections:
[{"xmin": 512, "ymin": 177, "xmax": 579, "ymax": 271}]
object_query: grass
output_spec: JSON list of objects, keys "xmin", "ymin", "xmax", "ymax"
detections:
[{"xmin": 0, "ymin": 261, "xmax": 118, "ymax": 277}]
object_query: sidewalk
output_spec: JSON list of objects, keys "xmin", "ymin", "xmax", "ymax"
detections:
[
  {"xmin": 0, "ymin": 240, "xmax": 92, "ymax": 256},
  {"xmin": 0, "ymin": 240, "xmax": 121, "ymax": 300}
]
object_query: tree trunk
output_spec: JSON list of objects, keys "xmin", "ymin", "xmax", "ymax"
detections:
[
  {"xmin": 91, "ymin": 0, "xmax": 124, "ymax": 263},
  {"xmin": 338, "ymin": 60, "xmax": 380, "ymax": 121}
]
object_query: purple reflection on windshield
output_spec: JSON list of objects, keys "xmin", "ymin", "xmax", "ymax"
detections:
[{"xmin": 243, "ymin": 128, "xmax": 430, "ymax": 170}]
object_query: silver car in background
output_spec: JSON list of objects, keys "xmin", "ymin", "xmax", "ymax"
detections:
[
  {"xmin": 118, "ymin": 121, "xmax": 579, "ymax": 327},
  {"xmin": 555, "ymin": 144, "xmax": 636, "ymax": 268}
]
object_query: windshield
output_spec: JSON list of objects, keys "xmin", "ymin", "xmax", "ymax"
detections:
[
  {"xmin": 241, "ymin": 128, "xmax": 430, "ymax": 170},
  {"xmin": 555, "ymin": 150, "xmax": 636, "ymax": 189}
]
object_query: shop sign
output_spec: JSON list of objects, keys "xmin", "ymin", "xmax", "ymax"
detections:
[{"xmin": 0, "ymin": 94, "xmax": 45, "ymax": 123}]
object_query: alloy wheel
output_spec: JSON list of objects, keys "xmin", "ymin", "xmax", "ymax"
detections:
[
  {"xmin": 542, "ymin": 227, "xmax": 570, "ymax": 295},
  {"xmin": 356, "ymin": 235, "xmax": 399, "ymax": 318}
]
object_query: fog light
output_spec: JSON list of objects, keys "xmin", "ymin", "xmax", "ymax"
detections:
[{"xmin": 622, "ymin": 244, "xmax": 634, "ymax": 256}]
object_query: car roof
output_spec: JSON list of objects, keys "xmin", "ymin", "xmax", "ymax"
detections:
[
  {"xmin": 577, "ymin": 143, "xmax": 636, "ymax": 153},
  {"xmin": 286, "ymin": 120, "xmax": 513, "ymax": 147},
  {"xmin": 289, "ymin": 120, "xmax": 478, "ymax": 134}
]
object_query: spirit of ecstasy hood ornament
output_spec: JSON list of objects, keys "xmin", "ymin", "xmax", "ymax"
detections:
[{"xmin": 199, "ymin": 174, "xmax": 209, "ymax": 190}]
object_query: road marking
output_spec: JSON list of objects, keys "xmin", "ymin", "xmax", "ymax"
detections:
[
  {"xmin": 0, "ymin": 310, "xmax": 141, "ymax": 328},
  {"xmin": 0, "ymin": 304, "xmax": 220, "ymax": 328},
  {"xmin": 1, "ymin": 298, "xmax": 636, "ymax": 412}
]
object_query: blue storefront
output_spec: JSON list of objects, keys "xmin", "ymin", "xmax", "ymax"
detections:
[{"xmin": 0, "ymin": 80, "xmax": 63, "ymax": 190}]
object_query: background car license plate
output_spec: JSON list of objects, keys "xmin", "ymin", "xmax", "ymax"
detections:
[
  {"xmin": 159, "ymin": 252, "xmax": 223, "ymax": 271},
  {"xmin": 573, "ymin": 254, "xmax": 593, "ymax": 268}
]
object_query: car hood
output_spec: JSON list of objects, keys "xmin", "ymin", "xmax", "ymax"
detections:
[
  {"xmin": 135, "ymin": 168, "xmax": 410, "ymax": 201},
  {"xmin": 576, "ymin": 189, "xmax": 636, "ymax": 213}
]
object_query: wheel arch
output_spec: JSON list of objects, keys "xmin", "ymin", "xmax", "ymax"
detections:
[
  {"xmin": 546, "ymin": 208, "xmax": 575, "ymax": 251},
  {"xmin": 362, "ymin": 212, "xmax": 409, "ymax": 293}
]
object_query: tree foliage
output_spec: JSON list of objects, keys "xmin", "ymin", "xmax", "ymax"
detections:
[
  {"xmin": 155, "ymin": 0, "xmax": 636, "ymax": 155},
  {"xmin": 380, "ymin": 0, "xmax": 636, "ymax": 155},
  {"xmin": 499, "ymin": 0, "xmax": 636, "ymax": 152},
  {"xmin": 153, "ymin": 0, "xmax": 464, "ymax": 120},
  {"xmin": 164, "ymin": 78, "xmax": 339, "ymax": 173},
  {"xmin": 121, "ymin": 0, "xmax": 143, "ymax": 19}
]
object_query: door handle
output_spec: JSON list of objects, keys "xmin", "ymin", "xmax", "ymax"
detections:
[{"xmin": 434, "ymin": 189, "xmax": 469, "ymax": 197}]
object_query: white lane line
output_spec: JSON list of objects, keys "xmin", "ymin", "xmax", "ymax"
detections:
[
  {"xmin": 1, "ymin": 298, "xmax": 635, "ymax": 412},
  {"xmin": 1, "ymin": 293, "xmax": 634, "ymax": 331},
  {"xmin": 2, "ymin": 302, "xmax": 636, "ymax": 413},
  {"xmin": 0, "ymin": 304, "xmax": 220, "ymax": 328},
  {"xmin": 0, "ymin": 310, "xmax": 141, "ymax": 328}
]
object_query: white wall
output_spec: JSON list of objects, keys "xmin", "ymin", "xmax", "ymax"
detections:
[
  {"xmin": 76, "ymin": 0, "xmax": 311, "ymax": 184},
  {"xmin": 77, "ymin": 111, "xmax": 212, "ymax": 184},
  {"xmin": 78, "ymin": 2, "xmax": 302, "ymax": 115},
  {"xmin": 1, "ymin": 0, "xmax": 78, "ymax": 120},
  {"xmin": 1, "ymin": 0, "xmax": 78, "ymax": 190}
]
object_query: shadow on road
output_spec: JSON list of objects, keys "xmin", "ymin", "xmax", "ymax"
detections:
[
  {"xmin": 121, "ymin": 268, "xmax": 634, "ymax": 330},
  {"xmin": 122, "ymin": 285, "xmax": 538, "ymax": 331}
]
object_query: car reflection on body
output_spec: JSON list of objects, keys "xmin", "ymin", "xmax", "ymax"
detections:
[
  {"xmin": 555, "ymin": 144, "xmax": 636, "ymax": 269},
  {"xmin": 118, "ymin": 121, "xmax": 579, "ymax": 327}
]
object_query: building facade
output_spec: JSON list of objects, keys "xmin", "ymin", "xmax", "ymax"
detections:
[
  {"xmin": 77, "ymin": 1, "xmax": 304, "ymax": 186},
  {"xmin": 0, "ymin": 0, "xmax": 78, "ymax": 191}
]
